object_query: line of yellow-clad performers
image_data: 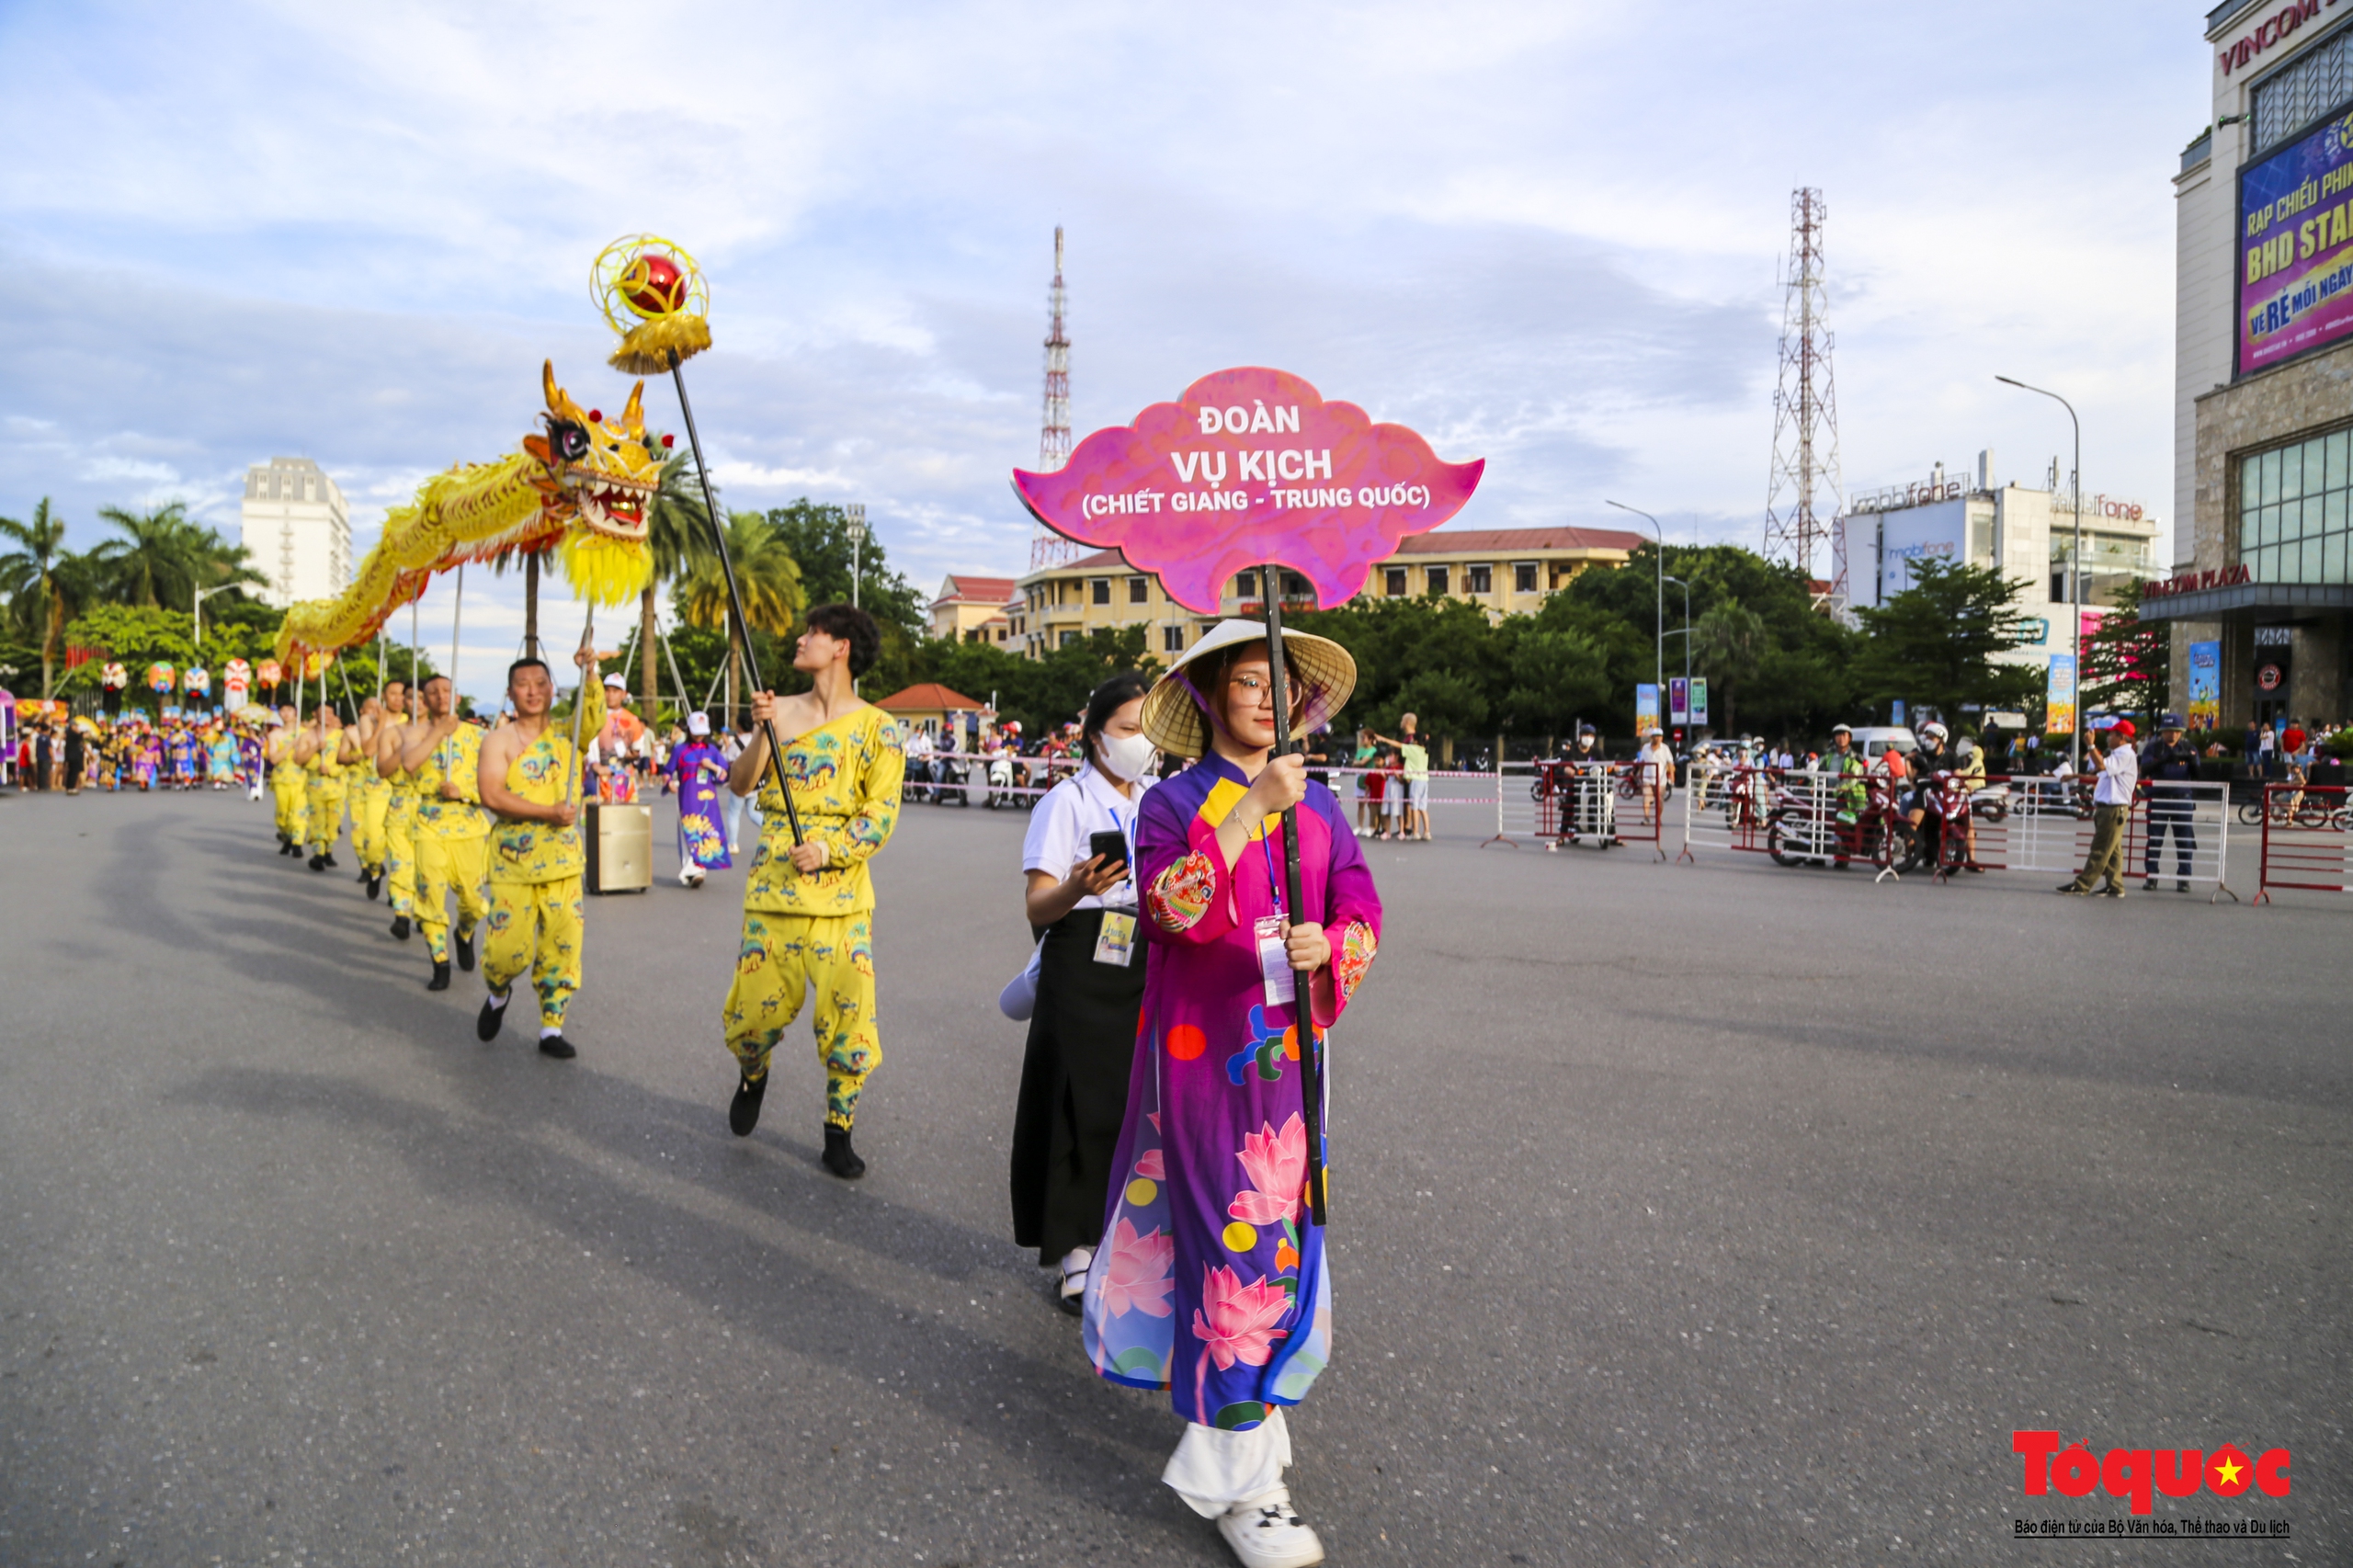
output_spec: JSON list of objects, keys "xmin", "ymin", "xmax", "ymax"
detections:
[{"xmin": 263, "ymin": 604, "xmax": 901, "ymax": 1179}]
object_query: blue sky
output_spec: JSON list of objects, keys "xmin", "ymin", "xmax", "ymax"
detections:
[{"xmin": 1, "ymin": 1, "xmax": 2206, "ymax": 697}]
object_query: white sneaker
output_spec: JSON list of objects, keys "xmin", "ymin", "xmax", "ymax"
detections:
[{"xmin": 1218, "ymin": 1487, "xmax": 1324, "ymax": 1567}]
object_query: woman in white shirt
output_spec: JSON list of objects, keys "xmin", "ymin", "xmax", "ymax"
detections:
[{"xmin": 1008, "ymin": 671, "xmax": 1158, "ymax": 1313}]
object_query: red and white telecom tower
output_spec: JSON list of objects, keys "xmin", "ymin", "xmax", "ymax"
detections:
[
  {"xmin": 1763, "ymin": 188, "xmax": 1844, "ymax": 608},
  {"xmin": 1029, "ymin": 226, "xmax": 1084, "ymax": 570}
]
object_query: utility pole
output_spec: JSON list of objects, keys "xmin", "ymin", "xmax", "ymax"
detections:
[{"xmin": 1997, "ymin": 376, "xmax": 2084, "ymax": 774}]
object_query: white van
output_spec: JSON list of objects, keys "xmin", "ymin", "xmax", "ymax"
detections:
[{"xmin": 1845, "ymin": 725, "xmax": 1918, "ymax": 762}]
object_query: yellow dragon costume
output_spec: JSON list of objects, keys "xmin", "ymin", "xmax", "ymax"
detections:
[{"xmin": 272, "ymin": 361, "xmax": 662, "ymax": 664}]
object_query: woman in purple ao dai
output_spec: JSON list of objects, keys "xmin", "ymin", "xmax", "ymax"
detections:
[{"xmin": 1081, "ymin": 619, "xmax": 1380, "ymax": 1568}]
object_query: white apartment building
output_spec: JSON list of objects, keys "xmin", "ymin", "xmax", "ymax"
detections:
[
  {"xmin": 1834, "ymin": 450, "xmax": 2162, "ymax": 673},
  {"xmin": 238, "ymin": 458, "xmax": 351, "ymax": 609}
]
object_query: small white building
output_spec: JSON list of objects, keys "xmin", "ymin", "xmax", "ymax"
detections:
[
  {"xmin": 237, "ymin": 457, "xmax": 351, "ymax": 609},
  {"xmin": 1834, "ymin": 451, "xmax": 2162, "ymax": 671}
]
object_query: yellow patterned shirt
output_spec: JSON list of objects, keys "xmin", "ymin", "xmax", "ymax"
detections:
[
  {"xmin": 487, "ymin": 685, "xmax": 603, "ymax": 886},
  {"xmin": 744, "ymin": 705, "xmax": 904, "ymax": 916},
  {"xmin": 413, "ymin": 722, "xmax": 490, "ymax": 841}
]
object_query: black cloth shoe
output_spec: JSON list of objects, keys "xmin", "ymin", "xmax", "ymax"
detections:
[
  {"xmin": 427, "ymin": 960, "xmax": 451, "ymax": 992},
  {"xmin": 477, "ymin": 990, "xmax": 509, "ymax": 1041},
  {"xmin": 2098, "ymin": 884, "xmax": 2125, "ymax": 898},
  {"xmin": 455, "ymin": 927, "xmax": 476, "ymax": 972},
  {"xmin": 728, "ymin": 1072, "xmax": 767, "ymax": 1137},
  {"xmin": 308, "ymin": 854, "xmax": 326, "ymax": 871},
  {"xmin": 391, "ymin": 915, "xmax": 412, "ymax": 941},
  {"xmin": 323, "ymin": 854, "xmax": 339, "ymax": 869},
  {"xmin": 537, "ymin": 1033, "xmax": 575, "ymax": 1061},
  {"xmin": 2177, "ymin": 880, "xmax": 2191, "ymax": 892},
  {"xmin": 821, "ymin": 1124, "xmax": 867, "ymax": 1180},
  {"xmin": 366, "ymin": 873, "xmax": 382, "ymax": 901},
  {"xmin": 357, "ymin": 865, "xmax": 370, "ymax": 884},
  {"xmin": 280, "ymin": 842, "xmax": 299, "ymax": 857}
]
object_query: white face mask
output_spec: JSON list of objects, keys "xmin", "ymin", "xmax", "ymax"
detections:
[{"xmin": 1096, "ymin": 730, "xmax": 1157, "ymax": 782}]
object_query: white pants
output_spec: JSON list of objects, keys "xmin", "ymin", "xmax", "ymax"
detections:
[{"xmin": 1163, "ymin": 1407, "xmax": 1291, "ymax": 1518}]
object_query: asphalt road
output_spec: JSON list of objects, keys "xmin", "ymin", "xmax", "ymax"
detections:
[{"xmin": 1, "ymin": 785, "xmax": 2346, "ymax": 1567}]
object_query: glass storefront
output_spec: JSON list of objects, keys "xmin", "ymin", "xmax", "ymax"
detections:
[{"xmin": 2239, "ymin": 426, "xmax": 2352, "ymax": 585}]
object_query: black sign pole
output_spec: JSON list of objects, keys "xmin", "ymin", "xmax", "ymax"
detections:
[{"xmin": 1259, "ymin": 564, "xmax": 1328, "ymax": 1228}]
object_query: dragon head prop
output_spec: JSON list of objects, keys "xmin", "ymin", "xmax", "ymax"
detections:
[
  {"xmin": 273, "ymin": 360, "xmax": 661, "ymax": 661},
  {"xmin": 527, "ymin": 359, "xmax": 663, "ymax": 605}
]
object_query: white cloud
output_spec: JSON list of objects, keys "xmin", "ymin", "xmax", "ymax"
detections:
[{"xmin": 0, "ymin": 0, "xmax": 2205, "ymax": 661}]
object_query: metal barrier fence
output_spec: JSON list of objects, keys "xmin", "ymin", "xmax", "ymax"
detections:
[
  {"xmin": 1675, "ymin": 767, "xmax": 2236, "ymax": 896},
  {"xmin": 2254, "ymin": 782, "xmax": 2351, "ymax": 901}
]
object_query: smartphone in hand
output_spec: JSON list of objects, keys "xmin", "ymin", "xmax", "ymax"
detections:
[{"xmin": 1088, "ymin": 828, "xmax": 1130, "ymax": 874}]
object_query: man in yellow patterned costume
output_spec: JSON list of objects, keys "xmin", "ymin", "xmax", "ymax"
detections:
[
  {"xmin": 267, "ymin": 705, "xmax": 308, "ymax": 855},
  {"xmin": 340, "ymin": 693, "xmax": 393, "ymax": 899},
  {"xmin": 722, "ymin": 605, "xmax": 904, "ymax": 1179},
  {"xmin": 294, "ymin": 710, "xmax": 348, "ymax": 871},
  {"xmin": 401, "ymin": 674, "xmax": 489, "ymax": 993},
  {"xmin": 373, "ymin": 680, "xmax": 423, "ymax": 941},
  {"xmin": 473, "ymin": 651, "xmax": 603, "ymax": 1060}
]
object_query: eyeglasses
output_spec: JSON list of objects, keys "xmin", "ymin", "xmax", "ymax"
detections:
[{"xmin": 1227, "ymin": 674, "xmax": 1272, "ymax": 699}]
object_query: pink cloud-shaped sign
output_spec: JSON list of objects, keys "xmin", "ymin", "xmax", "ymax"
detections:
[{"xmin": 1012, "ymin": 367, "xmax": 1483, "ymax": 615}]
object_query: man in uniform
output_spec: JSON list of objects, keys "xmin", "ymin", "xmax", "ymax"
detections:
[
  {"xmin": 375, "ymin": 680, "xmax": 424, "ymax": 940},
  {"xmin": 721, "ymin": 605, "xmax": 904, "ymax": 1179},
  {"xmin": 402, "ymin": 674, "xmax": 489, "ymax": 992},
  {"xmin": 2142, "ymin": 712, "xmax": 2200, "ymax": 893},
  {"xmin": 293, "ymin": 709, "xmax": 347, "ymax": 871},
  {"xmin": 268, "ymin": 705, "xmax": 308, "ymax": 853},
  {"xmin": 340, "ymin": 695, "xmax": 392, "ymax": 896},
  {"xmin": 473, "ymin": 650, "xmax": 603, "ymax": 1060},
  {"xmin": 1828, "ymin": 722, "xmax": 1868, "ymax": 869}
]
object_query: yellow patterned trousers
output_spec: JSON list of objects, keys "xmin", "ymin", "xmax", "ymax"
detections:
[
  {"xmin": 483, "ymin": 876, "xmax": 585, "ymax": 1031},
  {"xmin": 306, "ymin": 779, "xmax": 347, "ymax": 858},
  {"xmin": 383, "ymin": 800, "xmax": 417, "ymax": 916},
  {"xmin": 273, "ymin": 767, "xmax": 309, "ymax": 845},
  {"xmin": 722, "ymin": 912, "xmax": 879, "ymax": 1129},
  {"xmin": 353, "ymin": 778, "xmax": 392, "ymax": 871},
  {"xmin": 413, "ymin": 833, "xmax": 488, "ymax": 964}
]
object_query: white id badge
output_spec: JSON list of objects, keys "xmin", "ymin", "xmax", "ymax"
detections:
[
  {"xmin": 1255, "ymin": 914, "xmax": 1297, "ymax": 1007},
  {"xmin": 1092, "ymin": 910, "xmax": 1137, "ymax": 968}
]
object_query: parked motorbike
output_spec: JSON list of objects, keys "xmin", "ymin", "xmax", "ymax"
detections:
[{"xmin": 983, "ymin": 752, "xmax": 1018, "ymax": 810}]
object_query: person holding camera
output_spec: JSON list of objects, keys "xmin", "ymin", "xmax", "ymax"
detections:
[{"xmin": 1007, "ymin": 671, "xmax": 1157, "ymax": 1314}]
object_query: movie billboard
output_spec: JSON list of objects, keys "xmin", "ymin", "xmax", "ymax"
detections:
[
  {"xmin": 2186, "ymin": 639, "xmax": 2221, "ymax": 731},
  {"xmin": 2238, "ymin": 100, "xmax": 2353, "ymax": 375}
]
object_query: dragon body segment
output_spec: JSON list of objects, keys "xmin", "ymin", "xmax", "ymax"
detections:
[{"xmin": 276, "ymin": 361, "xmax": 660, "ymax": 659}]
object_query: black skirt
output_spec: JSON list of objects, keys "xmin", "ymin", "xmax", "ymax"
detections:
[{"xmin": 1008, "ymin": 907, "xmax": 1148, "ymax": 1266}]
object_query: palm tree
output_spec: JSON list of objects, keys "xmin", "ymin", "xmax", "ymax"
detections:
[
  {"xmin": 487, "ymin": 544, "xmax": 553, "ymax": 660},
  {"xmin": 678, "ymin": 510, "xmax": 803, "ymax": 727},
  {"xmin": 94, "ymin": 503, "xmax": 263, "ymax": 610},
  {"xmin": 0, "ymin": 500, "xmax": 69, "ymax": 698},
  {"xmin": 640, "ymin": 449, "xmax": 715, "ymax": 713},
  {"xmin": 1692, "ymin": 600, "xmax": 1767, "ymax": 736}
]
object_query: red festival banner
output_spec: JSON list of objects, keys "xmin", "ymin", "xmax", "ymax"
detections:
[{"xmin": 1012, "ymin": 367, "xmax": 1483, "ymax": 616}]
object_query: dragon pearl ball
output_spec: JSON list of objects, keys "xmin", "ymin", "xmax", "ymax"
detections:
[{"xmin": 619, "ymin": 253, "xmax": 687, "ymax": 319}]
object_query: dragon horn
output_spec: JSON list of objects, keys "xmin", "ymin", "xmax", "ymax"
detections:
[{"xmin": 621, "ymin": 381, "xmax": 644, "ymax": 430}]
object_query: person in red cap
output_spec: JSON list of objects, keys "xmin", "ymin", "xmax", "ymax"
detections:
[{"xmin": 2060, "ymin": 721, "xmax": 2137, "ymax": 896}]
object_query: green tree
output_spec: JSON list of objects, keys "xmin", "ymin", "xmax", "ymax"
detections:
[
  {"xmin": 1690, "ymin": 601, "xmax": 1766, "ymax": 736},
  {"xmin": 0, "ymin": 500, "xmax": 77, "ymax": 698},
  {"xmin": 1850, "ymin": 558, "xmax": 2041, "ymax": 725},
  {"xmin": 2080, "ymin": 581, "xmax": 2165, "ymax": 727},
  {"xmin": 1496, "ymin": 623, "xmax": 1610, "ymax": 740},
  {"xmin": 636, "ymin": 450, "xmax": 715, "ymax": 711},
  {"xmin": 92, "ymin": 502, "xmax": 263, "ymax": 610},
  {"xmin": 677, "ymin": 511, "xmax": 805, "ymax": 725},
  {"xmin": 762, "ymin": 500, "xmax": 926, "ymax": 635}
]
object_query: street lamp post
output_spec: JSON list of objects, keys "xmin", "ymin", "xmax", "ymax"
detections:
[
  {"xmin": 844, "ymin": 504, "xmax": 869, "ymax": 611},
  {"xmin": 1664, "ymin": 573, "xmax": 1693, "ymax": 730},
  {"xmin": 1996, "ymin": 376, "xmax": 2084, "ymax": 773},
  {"xmin": 1606, "ymin": 501, "xmax": 1665, "ymax": 733},
  {"xmin": 193, "ymin": 583, "xmax": 240, "ymax": 648}
]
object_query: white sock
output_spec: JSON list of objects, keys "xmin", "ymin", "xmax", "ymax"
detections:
[
  {"xmin": 486, "ymin": 988, "xmax": 510, "ymax": 1011},
  {"xmin": 1060, "ymin": 1245, "xmax": 1094, "ymax": 1278},
  {"xmin": 540, "ymin": 1025, "xmax": 563, "ymax": 1040}
]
